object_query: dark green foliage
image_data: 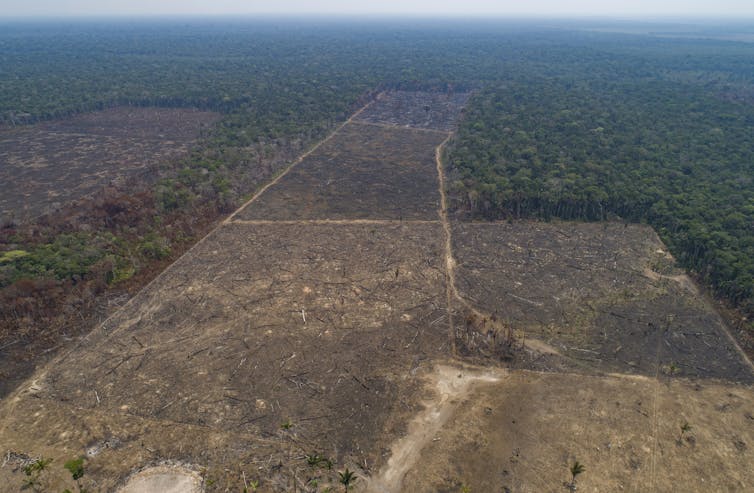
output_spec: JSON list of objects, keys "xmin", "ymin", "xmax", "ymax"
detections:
[
  {"xmin": 23, "ymin": 458, "xmax": 52, "ymax": 477},
  {"xmin": 338, "ymin": 468, "xmax": 357, "ymax": 492},
  {"xmin": 568, "ymin": 460, "xmax": 585, "ymax": 490},
  {"xmin": 0, "ymin": 19, "xmax": 485, "ymax": 132},
  {"xmin": 570, "ymin": 461, "xmax": 585, "ymax": 482},
  {"xmin": 138, "ymin": 233, "xmax": 171, "ymax": 261},
  {"xmin": 64, "ymin": 457, "xmax": 85, "ymax": 481},
  {"xmin": 679, "ymin": 421, "xmax": 693, "ymax": 443},
  {"xmin": 306, "ymin": 453, "xmax": 324, "ymax": 467},
  {"xmin": 0, "ymin": 233, "xmax": 122, "ymax": 287},
  {"xmin": 306, "ymin": 453, "xmax": 334, "ymax": 470}
]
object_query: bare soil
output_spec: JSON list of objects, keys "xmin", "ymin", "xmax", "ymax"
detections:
[
  {"xmin": 0, "ymin": 107, "xmax": 219, "ymax": 221},
  {"xmin": 235, "ymin": 123, "xmax": 447, "ymax": 221},
  {"xmin": 451, "ymin": 221, "xmax": 754, "ymax": 382},
  {"xmin": 353, "ymin": 91, "xmax": 470, "ymax": 132},
  {"xmin": 0, "ymin": 221, "xmax": 447, "ymax": 491},
  {"xmin": 365, "ymin": 364, "xmax": 504, "ymax": 493},
  {"xmin": 402, "ymin": 371, "xmax": 754, "ymax": 493},
  {"xmin": 119, "ymin": 465, "xmax": 203, "ymax": 493}
]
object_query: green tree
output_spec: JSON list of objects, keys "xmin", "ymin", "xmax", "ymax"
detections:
[
  {"xmin": 338, "ymin": 468, "xmax": 357, "ymax": 492},
  {"xmin": 569, "ymin": 461, "xmax": 585, "ymax": 490}
]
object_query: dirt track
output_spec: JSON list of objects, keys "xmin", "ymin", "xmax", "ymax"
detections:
[{"xmin": 0, "ymin": 92, "xmax": 752, "ymax": 493}]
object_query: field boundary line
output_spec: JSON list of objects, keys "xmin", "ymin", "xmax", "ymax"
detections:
[
  {"xmin": 432, "ymin": 135, "xmax": 515, "ymax": 351},
  {"xmin": 230, "ymin": 219, "xmax": 441, "ymax": 226},
  {"xmin": 224, "ymin": 100, "xmax": 376, "ymax": 224},
  {"xmin": 349, "ymin": 119, "xmax": 451, "ymax": 135},
  {"xmin": 647, "ymin": 318, "xmax": 665, "ymax": 492}
]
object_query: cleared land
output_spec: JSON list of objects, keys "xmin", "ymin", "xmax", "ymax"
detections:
[
  {"xmin": 235, "ymin": 124, "xmax": 447, "ymax": 221},
  {"xmin": 451, "ymin": 222, "xmax": 753, "ymax": 382},
  {"xmin": 353, "ymin": 91, "xmax": 470, "ymax": 132},
  {"xmin": 0, "ymin": 221, "xmax": 447, "ymax": 491},
  {"xmin": 0, "ymin": 107, "xmax": 219, "ymax": 221},
  {"xmin": 0, "ymin": 92, "xmax": 751, "ymax": 493},
  {"xmin": 402, "ymin": 370, "xmax": 754, "ymax": 493}
]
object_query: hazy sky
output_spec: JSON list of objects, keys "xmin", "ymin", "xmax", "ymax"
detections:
[{"xmin": 2, "ymin": 0, "xmax": 754, "ymax": 17}]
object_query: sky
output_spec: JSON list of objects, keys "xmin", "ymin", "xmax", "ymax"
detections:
[{"xmin": 2, "ymin": 0, "xmax": 754, "ymax": 18}]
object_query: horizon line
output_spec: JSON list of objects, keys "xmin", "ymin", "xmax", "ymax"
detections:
[{"xmin": 2, "ymin": 13, "xmax": 754, "ymax": 22}]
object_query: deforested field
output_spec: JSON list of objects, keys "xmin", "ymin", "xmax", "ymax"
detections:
[
  {"xmin": 451, "ymin": 221, "xmax": 753, "ymax": 382},
  {"xmin": 353, "ymin": 91, "xmax": 470, "ymax": 132},
  {"xmin": 0, "ymin": 107, "xmax": 219, "ymax": 221},
  {"xmin": 0, "ymin": 92, "xmax": 751, "ymax": 493},
  {"xmin": 235, "ymin": 123, "xmax": 447, "ymax": 221}
]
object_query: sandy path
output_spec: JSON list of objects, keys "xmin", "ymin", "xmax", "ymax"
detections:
[
  {"xmin": 433, "ymin": 134, "xmax": 458, "ymax": 357},
  {"xmin": 364, "ymin": 365, "xmax": 504, "ymax": 492}
]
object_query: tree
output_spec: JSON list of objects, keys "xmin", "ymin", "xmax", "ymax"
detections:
[
  {"xmin": 569, "ymin": 461, "xmax": 585, "ymax": 490},
  {"xmin": 339, "ymin": 468, "xmax": 357, "ymax": 492}
]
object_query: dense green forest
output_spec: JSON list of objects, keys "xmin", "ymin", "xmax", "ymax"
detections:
[{"xmin": 1, "ymin": 18, "xmax": 753, "ymax": 365}]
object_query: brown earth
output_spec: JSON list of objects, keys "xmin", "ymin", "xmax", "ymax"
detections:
[
  {"xmin": 0, "ymin": 92, "xmax": 751, "ymax": 493},
  {"xmin": 402, "ymin": 370, "xmax": 754, "ymax": 493},
  {"xmin": 450, "ymin": 221, "xmax": 753, "ymax": 383},
  {"xmin": 353, "ymin": 91, "xmax": 470, "ymax": 132},
  {"xmin": 0, "ymin": 221, "xmax": 447, "ymax": 492},
  {"xmin": 0, "ymin": 107, "xmax": 220, "ymax": 221},
  {"xmin": 234, "ymin": 123, "xmax": 447, "ymax": 221}
]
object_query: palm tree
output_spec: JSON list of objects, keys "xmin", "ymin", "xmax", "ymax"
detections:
[
  {"xmin": 339, "ymin": 468, "xmax": 357, "ymax": 492},
  {"xmin": 569, "ymin": 461, "xmax": 585, "ymax": 490}
]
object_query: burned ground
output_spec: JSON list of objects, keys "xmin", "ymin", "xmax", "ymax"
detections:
[
  {"xmin": 353, "ymin": 91, "xmax": 469, "ymax": 132},
  {"xmin": 451, "ymin": 221, "xmax": 754, "ymax": 383},
  {"xmin": 0, "ymin": 107, "xmax": 219, "ymax": 221},
  {"xmin": 235, "ymin": 123, "xmax": 447, "ymax": 221}
]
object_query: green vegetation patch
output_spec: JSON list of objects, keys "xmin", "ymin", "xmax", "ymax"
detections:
[{"xmin": 0, "ymin": 231, "xmax": 172, "ymax": 288}]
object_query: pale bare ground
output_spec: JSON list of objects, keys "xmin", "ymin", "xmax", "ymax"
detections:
[
  {"xmin": 118, "ymin": 466, "xmax": 203, "ymax": 493},
  {"xmin": 399, "ymin": 371, "xmax": 754, "ymax": 493},
  {"xmin": 364, "ymin": 364, "xmax": 505, "ymax": 493}
]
